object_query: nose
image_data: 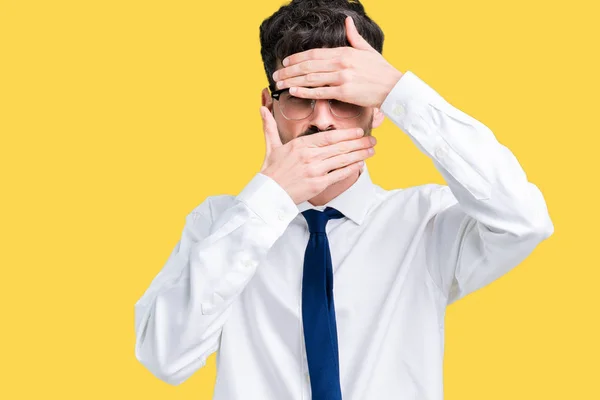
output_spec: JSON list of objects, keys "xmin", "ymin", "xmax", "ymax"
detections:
[{"xmin": 308, "ymin": 99, "xmax": 336, "ymax": 132}]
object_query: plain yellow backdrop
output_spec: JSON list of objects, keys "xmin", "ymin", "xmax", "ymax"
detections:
[{"xmin": 1, "ymin": 0, "xmax": 598, "ymax": 398}]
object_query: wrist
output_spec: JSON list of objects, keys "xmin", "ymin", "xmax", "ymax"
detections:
[{"xmin": 380, "ymin": 68, "xmax": 403, "ymax": 107}]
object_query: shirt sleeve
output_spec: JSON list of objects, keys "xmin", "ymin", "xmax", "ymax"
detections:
[
  {"xmin": 134, "ymin": 172, "xmax": 298, "ymax": 385},
  {"xmin": 380, "ymin": 71, "xmax": 554, "ymax": 305}
]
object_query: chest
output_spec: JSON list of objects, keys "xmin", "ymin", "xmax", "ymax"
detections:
[{"xmin": 240, "ymin": 212, "xmax": 434, "ymax": 330}]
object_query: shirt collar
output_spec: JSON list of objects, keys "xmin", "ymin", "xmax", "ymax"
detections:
[{"xmin": 296, "ymin": 163, "xmax": 376, "ymax": 225}]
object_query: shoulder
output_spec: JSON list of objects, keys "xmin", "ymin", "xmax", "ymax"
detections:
[
  {"xmin": 373, "ymin": 182, "xmax": 457, "ymax": 217},
  {"xmin": 380, "ymin": 182, "xmax": 454, "ymax": 205}
]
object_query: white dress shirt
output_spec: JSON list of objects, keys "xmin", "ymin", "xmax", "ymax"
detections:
[{"xmin": 134, "ymin": 71, "xmax": 554, "ymax": 399}]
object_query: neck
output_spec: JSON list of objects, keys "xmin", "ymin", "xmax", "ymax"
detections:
[{"xmin": 307, "ymin": 169, "xmax": 362, "ymax": 206}]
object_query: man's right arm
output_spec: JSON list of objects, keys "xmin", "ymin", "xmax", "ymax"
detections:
[
  {"xmin": 134, "ymin": 172, "xmax": 298, "ymax": 386},
  {"xmin": 135, "ymin": 106, "xmax": 376, "ymax": 385}
]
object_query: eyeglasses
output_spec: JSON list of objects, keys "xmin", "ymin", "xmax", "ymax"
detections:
[{"xmin": 270, "ymin": 88, "xmax": 363, "ymax": 121}]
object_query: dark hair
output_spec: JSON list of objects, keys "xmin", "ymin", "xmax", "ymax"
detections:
[{"xmin": 259, "ymin": 0, "xmax": 384, "ymax": 92}]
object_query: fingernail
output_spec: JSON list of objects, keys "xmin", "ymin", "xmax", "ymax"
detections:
[
  {"xmin": 368, "ymin": 147, "xmax": 375, "ymax": 154},
  {"xmin": 282, "ymin": 58, "xmax": 289, "ymax": 67},
  {"xmin": 369, "ymin": 136, "xmax": 377, "ymax": 145}
]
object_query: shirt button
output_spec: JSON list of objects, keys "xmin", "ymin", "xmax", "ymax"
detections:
[
  {"xmin": 201, "ymin": 302, "xmax": 215, "ymax": 314},
  {"xmin": 393, "ymin": 104, "xmax": 405, "ymax": 117},
  {"xmin": 277, "ymin": 210, "xmax": 286, "ymax": 221},
  {"xmin": 435, "ymin": 145, "xmax": 449, "ymax": 159}
]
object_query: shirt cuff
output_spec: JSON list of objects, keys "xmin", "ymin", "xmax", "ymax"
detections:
[
  {"xmin": 380, "ymin": 70, "xmax": 440, "ymax": 129},
  {"xmin": 235, "ymin": 172, "xmax": 299, "ymax": 235}
]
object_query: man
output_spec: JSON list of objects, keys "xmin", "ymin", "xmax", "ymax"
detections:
[{"xmin": 134, "ymin": 0, "xmax": 554, "ymax": 399}]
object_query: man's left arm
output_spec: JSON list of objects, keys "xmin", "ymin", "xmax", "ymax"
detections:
[
  {"xmin": 380, "ymin": 70, "xmax": 554, "ymax": 305},
  {"xmin": 273, "ymin": 16, "xmax": 554, "ymax": 304}
]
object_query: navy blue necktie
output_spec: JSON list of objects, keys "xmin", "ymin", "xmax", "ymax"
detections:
[{"xmin": 301, "ymin": 207, "xmax": 345, "ymax": 400}]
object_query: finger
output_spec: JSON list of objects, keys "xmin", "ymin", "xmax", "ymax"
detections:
[
  {"xmin": 273, "ymin": 59, "xmax": 341, "ymax": 82},
  {"xmin": 321, "ymin": 160, "xmax": 364, "ymax": 186},
  {"xmin": 277, "ymin": 71, "xmax": 343, "ymax": 91},
  {"xmin": 316, "ymin": 135, "xmax": 376, "ymax": 160},
  {"xmin": 318, "ymin": 147, "xmax": 374, "ymax": 175},
  {"xmin": 289, "ymin": 86, "xmax": 341, "ymax": 101},
  {"xmin": 303, "ymin": 127, "xmax": 364, "ymax": 148},
  {"xmin": 260, "ymin": 106, "xmax": 281, "ymax": 152},
  {"xmin": 281, "ymin": 47, "xmax": 346, "ymax": 68},
  {"xmin": 346, "ymin": 16, "xmax": 376, "ymax": 53}
]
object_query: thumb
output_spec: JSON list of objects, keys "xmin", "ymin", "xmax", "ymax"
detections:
[
  {"xmin": 345, "ymin": 16, "xmax": 376, "ymax": 52},
  {"xmin": 260, "ymin": 106, "xmax": 282, "ymax": 153}
]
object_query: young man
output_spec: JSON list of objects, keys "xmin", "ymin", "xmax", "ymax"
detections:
[{"xmin": 134, "ymin": 1, "xmax": 553, "ymax": 399}]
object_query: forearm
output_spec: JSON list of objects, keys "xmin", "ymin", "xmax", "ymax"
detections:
[
  {"xmin": 134, "ymin": 173, "xmax": 298, "ymax": 384},
  {"xmin": 380, "ymin": 71, "xmax": 553, "ymax": 303}
]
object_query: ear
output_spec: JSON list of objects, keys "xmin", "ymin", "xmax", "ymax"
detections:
[
  {"xmin": 261, "ymin": 87, "xmax": 273, "ymax": 111},
  {"xmin": 371, "ymin": 107, "xmax": 385, "ymax": 129}
]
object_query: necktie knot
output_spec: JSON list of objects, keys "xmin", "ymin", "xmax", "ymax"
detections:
[{"xmin": 302, "ymin": 207, "xmax": 345, "ymax": 234}]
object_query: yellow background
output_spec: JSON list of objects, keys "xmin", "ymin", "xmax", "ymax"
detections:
[{"xmin": 1, "ymin": 0, "xmax": 598, "ymax": 398}]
